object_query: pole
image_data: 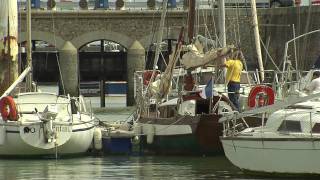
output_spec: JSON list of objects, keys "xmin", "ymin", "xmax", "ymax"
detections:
[
  {"xmin": 218, "ymin": 0, "xmax": 226, "ymax": 47},
  {"xmin": 100, "ymin": 40, "xmax": 105, "ymax": 107},
  {"xmin": 100, "ymin": 80, "xmax": 105, "ymax": 107},
  {"xmin": 187, "ymin": 0, "xmax": 195, "ymax": 43},
  {"xmin": 149, "ymin": 0, "xmax": 168, "ymax": 84},
  {"xmin": 218, "ymin": 0, "xmax": 226, "ymax": 84},
  {"xmin": 250, "ymin": 0, "xmax": 264, "ymax": 82},
  {"xmin": 26, "ymin": 0, "xmax": 33, "ymax": 91}
]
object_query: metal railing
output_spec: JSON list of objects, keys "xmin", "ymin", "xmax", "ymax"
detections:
[{"xmin": 17, "ymin": 1, "xmax": 215, "ymax": 11}]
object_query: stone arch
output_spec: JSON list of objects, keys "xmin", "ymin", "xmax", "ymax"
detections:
[
  {"xmin": 139, "ymin": 27, "xmax": 183, "ymax": 49},
  {"xmin": 19, "ymin": 31, "xmax": 65, "ymax": 50},
  {"xmin": 70, "ymin": 30, "xmax": 135, "ymax": 50}
]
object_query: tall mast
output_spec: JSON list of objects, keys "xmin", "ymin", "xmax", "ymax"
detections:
[
  {"xmin": 149, "ymin": 0, "xmax": 168, "ymax": 84},
  {"xmin": 187, "ymin": 0, "xmax": 195, "ymax": 43},
  {"xmin": 26, "ymin": 0, "xmax": 33, "ymax": 91},
  {"xmin": 251, "ymin": 0, "xmax": 264, "ymax": 82},
  {"xmin": 218, "ymin": 0, "xmax": 226, "ymax": 47},
  {"xmin": 218, "ymin": 0, "xmax": 226, "ymax": 84},
  {"xmin": 0, "ymin": 0, "xmax": 19, "ymax": 95}
]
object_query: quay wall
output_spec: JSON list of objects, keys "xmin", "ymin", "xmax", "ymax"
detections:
[
  {"xmin": 16, "ymin": 7, "xmax": 320, "ymax": 104},
  {"xmin": 18, "ymin": 6, "xmax": 320, "ymax": 70}
]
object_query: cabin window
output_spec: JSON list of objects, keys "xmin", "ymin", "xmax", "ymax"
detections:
[
  {"xmin": 312, "ymin": 123, "xmax": 320, "ymax": 133},
  {"xmin": 277, "ymin": 120, "xmax": 302, "ymax": 132}
]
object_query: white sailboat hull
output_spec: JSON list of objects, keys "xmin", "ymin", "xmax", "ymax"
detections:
[
  {"xmin": 0, "ymin": 92, "xmax": 96, "ymax": 156},
  {"xmin": 221, "ymin": 137, "xmax": 320, "ymax": 174},
  {"xmin": 0, "ymin": 121, "xmax": 94, "ymax": 156}
]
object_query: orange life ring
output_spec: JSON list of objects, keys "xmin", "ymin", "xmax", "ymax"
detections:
[
  {"xmin": 0, "ymin": 96, "xmax": 18, "ymax": 121},
  {"xmin": 248, "ymin": 85, "xmax": 275, "ymax": 108}
]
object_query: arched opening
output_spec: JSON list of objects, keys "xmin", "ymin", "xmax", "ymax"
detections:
[
  {"xmin": 78, "ymin": 39, "xmax": 127, "ymax": 100},
  {"xmin": 19, "ymin": 40, "xmax": 59, "ymax": 82}
]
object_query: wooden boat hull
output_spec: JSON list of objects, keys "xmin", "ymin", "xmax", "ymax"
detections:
[{"xmin": 137, "ymin": 114, "xmax": 223, "ymax": 155}]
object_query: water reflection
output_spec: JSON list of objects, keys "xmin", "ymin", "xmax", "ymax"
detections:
[{"xmin": 0, "ymin": 156, "xmax": 289, "ymax": 180}]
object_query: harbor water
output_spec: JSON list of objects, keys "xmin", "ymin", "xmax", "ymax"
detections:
[
  {"xmin": 0, "ymin": 156, "xmax": 255, "ymax": 180},
  {"xmin": 0, "ymin": 91, "xmax": 309, "ymax": 179}
]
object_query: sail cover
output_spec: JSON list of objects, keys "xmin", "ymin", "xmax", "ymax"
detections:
[
  {"xmin": 0, "ymin": 0, "xmax": 18, "ymax": 61},
  {"xmin": 181, "ymin": 45, "xmax": 235, "ymax": 70}
]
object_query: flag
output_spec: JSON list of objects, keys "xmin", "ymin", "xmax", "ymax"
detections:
[{"xmin": 200, "ymin": 78, "xmax": 213, "ymax": 99}]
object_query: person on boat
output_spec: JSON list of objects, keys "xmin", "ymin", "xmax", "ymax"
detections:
[
  {"xmin": 305, "ymin": 71, "xmax": 320, "ymax": 94},
  {"xmin": 219, "ymin": 49, "xmax": 244, "ymax": 111},
  {"xmin": 184, "ymin": 71, "xmax": 195, "ymax": 91}
]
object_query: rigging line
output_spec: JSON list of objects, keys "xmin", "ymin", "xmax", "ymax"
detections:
[
  {"xmin": 301, "ymin": 4, "xmax": 313, "ymax": 69},
  {"xmin": 147, "ymin": 0, "xmax": 169, "ymax": 89},
  {"xmin": 235, "ymin": 0, "xmax": 241, "ymax": 47},
  {"xmin": 259, "ymin": 37, "xmax": 280, "ymax": 72},
  {"xmin": 50, "ymin": 11, "xmax": 65, "ymax": 95},
  {"xmin": 196, "ymin": 1, "xmax": 200, "ymax": 36},
  {"xmin": 209, "ymin": 0, "xmax": 219, "ymax": 46},
  {"xmin": 243, "ymin": 3, "xmax": 257, "ymax": 71},
  {"xmin": 200, "ymin": 4, "xmax": 211, "ymax": 48},
  {"xmin": 18, "ymin": 1, "xmax": 22, "ymax": 73}
]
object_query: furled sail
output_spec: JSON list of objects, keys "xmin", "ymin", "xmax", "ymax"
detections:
[
  {"xmin": 0, "ymin": 0, "xmax": 18, "ymax": 61},
  {"xmin": 155, "ymin": 27, "xmax": 184, "ymax": 101},
  {"xmin": 181, "ymin": 44, "xmax": 235, "ymax": 70},
  {"xmin": 0, "ymin": 0, "xmax": 19, "ymax": 95}
]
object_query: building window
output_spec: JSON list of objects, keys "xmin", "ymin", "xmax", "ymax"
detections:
[{"xmin": 277, "ymin": 120, "xmax": 302, "ymax": 132}]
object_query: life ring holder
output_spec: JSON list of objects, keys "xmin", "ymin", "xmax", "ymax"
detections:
[
  {"xmin": 248, "ymin": 85, "xmax": 275, "ymax": 108},
  {"xmin": 0, "ymin": 96, "xmax": 18, "ymax": 121}
]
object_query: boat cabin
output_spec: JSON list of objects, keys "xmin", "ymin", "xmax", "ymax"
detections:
[{"xmin": 264, "ymin": 102, "xmax": 320, "ymax": 134}]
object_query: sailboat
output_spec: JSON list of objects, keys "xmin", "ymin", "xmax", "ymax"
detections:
[
  {"xmin": 220, "ymin": 92, "xmax": 320, "ymax": 175},
  {"xmin": 219, "ymin": 29, "xmax": 320, "ymax": 175},
  {"xmin": 0, "ymin": 0, "xmax": 95, "ymax": 157},
  {"xmin": 133, "ymin": 0, "xmax": 241, "ymax": 155}
]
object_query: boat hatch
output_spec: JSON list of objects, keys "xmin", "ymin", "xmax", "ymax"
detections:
[{"xmin": 286, "ymin": 105, "xmax": 313, "ymax": 109}]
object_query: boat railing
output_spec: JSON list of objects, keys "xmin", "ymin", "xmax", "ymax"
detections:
[
  {"xmin": 78, "ymin": 95, "xmax": 93, "ymax": 117},
  {"xmin": 221, "ymin": 112, "xmax": 250, "ymax": 136},
  {"xmin": 16, "ymin": 101, "xmax": 72, "ymax": 121}
]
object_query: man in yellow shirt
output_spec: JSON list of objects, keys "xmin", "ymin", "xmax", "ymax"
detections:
[{"xmin": 220, "ymin": 50, "xmax": 243, "ymax": 110}]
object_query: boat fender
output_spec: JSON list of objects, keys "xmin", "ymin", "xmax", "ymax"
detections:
[
  {"xmin": 133, "ymin": 124, "xmax": 142, "ymax": 136},
  {"xmin": 0, "ymin": 96, "xmax": 18, "ymax": 121},
  {"xmin": 146, "ymin": 124, "xmax": 155, "ymax": 144},
  {"xmin": 93, "ymin": 127, "xmax": 102, "ymax": 150},
  {"xmin": 248, "ymin": 85, "xmax": 275, "ymax": 108}
]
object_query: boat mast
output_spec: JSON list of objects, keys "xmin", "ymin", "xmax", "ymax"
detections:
[
  {"xmin": 251, "ymin": 0, "xmax": 264, "ymax": 82},
  {"xmin": 26, "ymin": 0, "xmax": 33, "ymax": 91},
  {"xmin": 148, "ymin": 0, "xmax": 168, "ymax": 84},
  {"xmin": 218, "ymin": 0, "xmax": 226, "ymax": 47},
  {"xmin": 0, "ymin": 0, "xmax": 19, "ymax": 96},
  {"xmin": 187, "ymin": 0, "xmax": 195, "ymax": 43}
]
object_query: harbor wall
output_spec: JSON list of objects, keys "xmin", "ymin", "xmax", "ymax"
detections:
[
  {"xmin": 18, "ymin": 7, "xmax": 320, "ymax": 71},
  {"xmin": 15, "ymin": 7, "xmax": 320, "ymax": 104}
]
